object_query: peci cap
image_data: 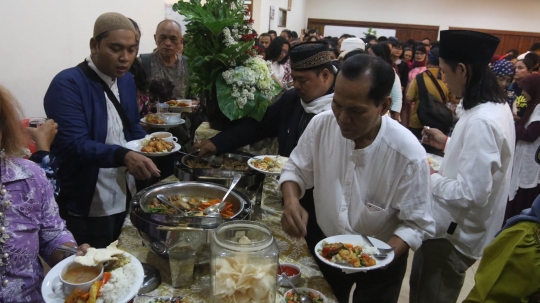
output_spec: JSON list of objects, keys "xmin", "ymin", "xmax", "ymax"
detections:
[
  {"xmin": 290, "ymin": 42, "xmax": 332, "ymax": 70},
  {"xmin": 93, "ymin": 12, "xmax": 136, "ymax": 38},
  {"xmin": 439, "ymin": 30, "xmax": 500, "ymax": 65}
]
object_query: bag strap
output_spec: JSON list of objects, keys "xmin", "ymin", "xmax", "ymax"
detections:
[
  {"xmin": 416, "ymin": 72, "xmax": 429, "ymax": 100},
  {"xmin": 77, "ymin": 60, "xmax": 132, "ymax": 132},
  {"xmin": 425, "ymin": 70, "xmax": 447, "ymax": 103}
]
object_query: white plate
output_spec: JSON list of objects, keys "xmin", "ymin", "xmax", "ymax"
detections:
[
  {"xmin": 427, "ymin": 153, "xmax": 444, "ymax": 172},
  {"xmin": 314, "ymin": 235, "xmax": 394, "ymax": 273},
  {"xmin": 41, "ymin": 252, "xmax": 144, "ymax": 303},
  {"xmin": 140, "ymin": 117, "xmax": 185, "ymax": 128},
  {"xmin": 125, "ymin": 139, "xmax": 181, "ymax": 157},
  {"xmin": 247, "ymin": 155, "xmax": 289, "ymax": 175}
]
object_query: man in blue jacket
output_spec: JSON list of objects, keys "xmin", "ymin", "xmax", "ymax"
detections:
[{"xmin": 44, "ymin": 12, "xmax": 160, "ymax": 248}]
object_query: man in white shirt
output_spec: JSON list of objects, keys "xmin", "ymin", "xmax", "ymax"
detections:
[
  {"xmin": 409, "ymin": 30, "xmax": 516, "ymax": 303},
  {"xmin": 280, "ymin": 54, "xmax": 435, "ymax": 303},
  {"xmin": 517, "ymin": 42, "xmax": 540, "ymax": 60}
]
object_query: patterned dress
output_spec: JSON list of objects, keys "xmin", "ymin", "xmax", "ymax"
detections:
[{"xmin": 0, "ymin": 157, "xmax": 75, "ymax": 303}]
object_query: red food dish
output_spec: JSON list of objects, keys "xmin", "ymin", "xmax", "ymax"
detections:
[{"xmin": 278, "ymin": 265, "xmax": 300, "ymax": 276}]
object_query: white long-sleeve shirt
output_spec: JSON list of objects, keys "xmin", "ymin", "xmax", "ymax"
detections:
[
  {"xmin": 279, "ymin": 111, "xmax": 435, "ymax": 250},
  {"xmin": 430, "ymin": 102, "xmax": 515, "ymax": 259},
  {"xmin": 390, "ymin": 72, "xmax": 403, "ymax": 113}
]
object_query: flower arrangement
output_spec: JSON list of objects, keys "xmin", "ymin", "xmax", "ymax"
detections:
[{"xmin": 174, "ymin": 0, "xmax": 280, "ymax": 122}]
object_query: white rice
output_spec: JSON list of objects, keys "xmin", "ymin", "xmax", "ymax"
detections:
[{"xmin": 96, "ymin": 262, "xmax": 137, "ymax": 303}]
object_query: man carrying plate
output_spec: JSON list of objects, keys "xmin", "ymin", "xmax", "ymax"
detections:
[
  {"xmin": 193, "ymin": 41, "xmax": 339, "ymax": 255},
  {"xmin": 279, "ymin": 54, "xmax": 435, "ymax": 303}
]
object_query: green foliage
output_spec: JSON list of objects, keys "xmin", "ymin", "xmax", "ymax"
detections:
[{"xmin": 363, "ymin": 27, "xmax": 377, "ymax": 38}]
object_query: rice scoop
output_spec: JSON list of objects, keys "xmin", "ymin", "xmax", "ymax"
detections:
[{"xmin": 74, "ymin": 240, "xmax": 125, "ymax": 266}]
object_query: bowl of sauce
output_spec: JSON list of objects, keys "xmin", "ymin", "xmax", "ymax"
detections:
[
  {"xmin": 277, "ymin": 263, "xmax": 301, "ymax": 287},
  {"xmin": 58, "ymin": 261, "xmax": 104, "ymax": 295}
]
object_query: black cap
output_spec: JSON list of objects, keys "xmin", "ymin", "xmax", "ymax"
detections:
[
  {"xmin": 439, "ymin": 30, "xmax": 500, "ymax": 65},
  {"xmin": 290, "ymin": 41, "xmax": 331, "ymax": 70}
]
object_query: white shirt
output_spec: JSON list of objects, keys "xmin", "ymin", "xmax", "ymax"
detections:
[
  {"xmin": 279, "ymin": 112, "xmax": 435, "ymax": 250},
  {"xmin": 517, "ymin": 51, "xmax": 530, "ymax": 60},
  {"xmin": 390, "ymin": 72, "xmax": 402, "ymax": 113},
  {"xmin": 430, "ymin": 102, "xmax": 515, "ymax": 259},
  {"xmin": 271, "ymin": 61, "xmax": 285, "ymax": 83},
  {"xmin": 86, "ymin": 56, "xmax": 135, "ymax": 217},
  {"xmin": 509, "ymin": 104, "xmax": 540, "ymax": 200}
]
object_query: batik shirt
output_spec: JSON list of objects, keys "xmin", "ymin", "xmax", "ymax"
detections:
[{"xmin": 0, "ymin": 157, "xmax": 75, "ymax": 303}]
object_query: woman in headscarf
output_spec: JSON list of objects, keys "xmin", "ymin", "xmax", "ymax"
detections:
[
  {"xmin": 505, "ymin": 73, "xmax": 540, "ymax": 224},
  {"xmin": 0, "ymin": 85, "xmax": 88, "ymax": 302},
  {"xmin": 406, "ymin": 45, "xmax": 427, "ymax": 92},
  {"xmin": 492, "ymin": 59, "xmax": 515, "ymax": 105}
]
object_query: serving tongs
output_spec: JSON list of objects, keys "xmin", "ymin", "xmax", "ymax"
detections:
[{"xmin": 178, "ymin": 150, "xmax": 222, "ymax": 168}]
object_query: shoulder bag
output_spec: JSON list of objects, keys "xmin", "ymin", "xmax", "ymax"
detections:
[{"xmin": 416, "ymin": 70, "xmax": 453, "ymax": 134}]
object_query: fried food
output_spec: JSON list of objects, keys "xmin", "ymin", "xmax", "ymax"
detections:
[
  {"xmin": 177, "ymin": 101, "xmax": 190, "ymax": 107},
  {"xmin": 140, "ymin": 137, "xmax": 174, "ymax": 153},
  {"xmin": 319, "ymin": 242, "xmax": 377, "ymax": 268},
  {"xmin": 147, "ymin": 196, "xmax": 235, "ymax": 218},
  {"xmin": 145, "ymin": 114, "xmax": 165, "ymax": 125}
]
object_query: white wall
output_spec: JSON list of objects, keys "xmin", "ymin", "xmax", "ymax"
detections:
[
  {"xmin": 254, "ymin": 0, "xmax": 306, "ymax": 35},
  {"xmin": 0, "ymin": 0, "xmax": 165, "ymax": 118},
  {"xmin": 306, "ymin": 0, "xmax": 540, "ymax": 37}
]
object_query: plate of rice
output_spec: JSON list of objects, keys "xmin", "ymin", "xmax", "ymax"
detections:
[
  {"xmin": 314, "ymin": 235, "xmax": 394, "ymax": 273},
  {"xmin": 41, "ymin": 251, "xmax": 144, "ymax": 303}
]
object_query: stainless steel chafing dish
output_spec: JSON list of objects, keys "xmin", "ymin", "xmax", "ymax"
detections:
[
  {"xmin": 175, "ymin": 152, "xmax": 265, "ymax": 204},
  {"xmin": 130, "ymin": 181, "xmax": 252, "ymax": 260}
]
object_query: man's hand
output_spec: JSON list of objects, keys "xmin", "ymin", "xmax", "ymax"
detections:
[
  {"xmin": 386, "ymin": 236, "xmax": 409, "ymax": 260},
  {"xmin": 26, "ymin": 119, "xmax": 58, "ymax": 152},
  {"xmin": 280, "ymin": 181, "xmax": 308, "ymax": 237},
  {"xmin": 191, "ymin": 139, "xmax": 217, "ymax": 158},
  {"xmin": 391, "ymin": 111, "xmax": 400, "ymax": 121},
  {"xmin": 124, "ymin": 151, "xmax": 160, "ymax": 180},
  {"xmin": 421, "ymin": 126, "xmax": 447, "ymax": 150}
]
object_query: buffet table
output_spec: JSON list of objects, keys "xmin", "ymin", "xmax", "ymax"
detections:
[{"xmin": 118, "ymin": 175, "xmax": 338, "ymax": 303}]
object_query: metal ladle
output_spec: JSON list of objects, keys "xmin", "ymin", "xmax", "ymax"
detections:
[
  {"xmin": 279, "ymin": 264, "xmax": 313, "ymax": 303},
  {"xmin": 203, "ymin": 174, "xmax": 242, "ymax": 217}
]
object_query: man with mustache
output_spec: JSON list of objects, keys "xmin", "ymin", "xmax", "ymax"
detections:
[{"xmin": 44, "ymin": 12, "xmax": 160, "ymax": 248}]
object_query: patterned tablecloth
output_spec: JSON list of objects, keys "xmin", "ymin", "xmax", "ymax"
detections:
[{"xmin": 119, "ymin": 175, "xmax": 338, "ymax": 303}]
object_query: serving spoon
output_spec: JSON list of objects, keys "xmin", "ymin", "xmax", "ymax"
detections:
[
  {"xmin": 156, "ymin": 194, "xmax": 188, "ymax": 216},
  {"xmin": 204, "ymin": 174, "xmax": 242, "ymax": 217}
]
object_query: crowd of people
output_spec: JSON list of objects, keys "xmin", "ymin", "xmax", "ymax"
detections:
[{"xmin": 0, "ymin": 10, "xmax": 539, "ymax": 303}]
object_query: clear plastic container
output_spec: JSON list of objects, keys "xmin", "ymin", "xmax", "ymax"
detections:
[{"xmin": 211, "ymin": 221, "xmax": 278, "ymax": 303}]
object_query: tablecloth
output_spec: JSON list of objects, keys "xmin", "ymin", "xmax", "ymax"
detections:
[{"xmin": 118, "ymin": 175, "xmax": 338, "ymax": 303}]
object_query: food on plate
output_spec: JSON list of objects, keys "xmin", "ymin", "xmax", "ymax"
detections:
[
  {"xmin": 62, "ymin": 263, "xmax": 102, "ymax": 283},
  {"xmin": 146, "ymin": 299, "xmax": 183, "ymax": 303},
  {"xmin": 319, "ymin": 241, "xmax": 376, "ymax": 268},
  {"xmin": 250, "ymin": 156, "xmax": 285, "ymax": 173},
  {"xmin": 66, "ymin": 241, "xmax": 138, "ymax": 303},
  {"xmin": 285, "ymin": 291, "xmax": 324, "ymax": 303},
  {"xmin": 428, "ymin": 157, "xmax": 441, "ymax": 171},
  {"xmin": 278, "ymin": 265, "xmax": 299, "ymax": 277},
  {"xmin": 140, "ymin": 137, "xmax": 175, "ymax": 153},
  {"xmin": 166, "ymin": 100, "xmax": 190, "ymax": 107},
  {"xmin": 146, "ymin": 196, "xmax": 235, "ymax": 218},
  {"xmin": 214, "ymin": 255, "xmax": 277, "ymax": 302},
  {"xmin": 187, "ymin": 157, "xmax": 250, "ymax": 171},
  {"xmin": 177, "ymin": 101, "xmax": 190, "ymax": 107},
  {"xmin": 166, "ymin": 100, "xmax": 178, "ymax": 106},
  {"xmin": 144, "ymin": 114, "xmax": 165, "ymax": 124}
]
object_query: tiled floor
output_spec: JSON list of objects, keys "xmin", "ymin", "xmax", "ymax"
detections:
[{"xmin": 397, "ymin": 250, "xmax": 479, "ymax": 303}]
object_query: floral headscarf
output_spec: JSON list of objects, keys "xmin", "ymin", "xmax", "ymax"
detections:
[{"xmin": 492, "ymin": 59, "xmax": 515, "ymax": 77}]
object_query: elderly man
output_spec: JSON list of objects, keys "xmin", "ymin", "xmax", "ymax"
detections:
[
  {"xmin": 193, "ymin": 41, "xmax": 339, "ymax": 255},
  {"xmin": 410, "ymin": 30, "xmax": 515, "ymax": 303},
  {"xmin": 279, "ymin": 54, "xmax": 434, "ymax": 303},
  {"xmin": 44, "ymin": 12, "xmax": 160, "ymax": 248}
]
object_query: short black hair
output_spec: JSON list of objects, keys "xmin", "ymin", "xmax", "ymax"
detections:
[
  {"xmin": 444, "ymin": 60, "xmax": 507, "ymax": 110},
  {"xmin": 365, "ymin": 35, "xmax": 377, "ymax": 43},
  {"xmin": 370, "ymin": 43, "xmax": 393, "ymax": 65},
  {"xmin": 530, "ymin": 43, "xmax": 540, "ymax": 52},
  {"xmin": 268, "ymin": 30, "xmax": 277, "ymax": 35},
  {"xmin": 340, "ymin": 54, "xmax": 395, "ymax": 106},
  {"xmin": 339, "ymin": 34, "xmax": 355, "ymax": 40},
  {"xmin": 519, "ymin": 58, "xmax": 535, "ymax": 71},
  {"xmin": 391, "ymin": 40, "xmax": 403, "ymax": 49},
  {"xmin": 265, "ymin": 36, "xmax": 290, "ymax": 62},
  {"xmin": 307, "ymin": 36, "xmax": 319, "ymax": 42},
  {"xmin": 156, "ymin": 19, "xmax": 182, "ymax": 34},
  {"xmin": 291, "ymin": 31, "xmax": 298, "ymax": 39},
  {"xmin": 504, "ymin": 54, "xmax": 516, "ymax": 62},
  {"xmin": 307, "ymin": 29, "xmax": 318, "ymax": 35},
  {"xmin": 259, "ymin": 33, "xmax": 272, "ymax": 40},
  {"xmin": 377, "ymin": 36, "xmax": 388, "ymax": 42},
  {"xmin": 281, "ymin": 29, "xmax": 292, "ymax": 39},
  {"xmin": 430, "ymin": 41, "xmax": 440, "ymax": 48},
  {"xmin": 343, "ymin": 49, "xmax": 366, "ymax": 61},
  {"xmin": 506, "ymin": 49, "xmax": 519, "ymax": 57},
  {"xmin": 525, "ymin": 52, "xmax": 540, "ymax": 71}
]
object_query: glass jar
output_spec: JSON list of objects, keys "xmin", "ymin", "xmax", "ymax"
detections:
[{"xmin": 211, "ymin": 221, "xmax": 278, "ymax": 303}]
